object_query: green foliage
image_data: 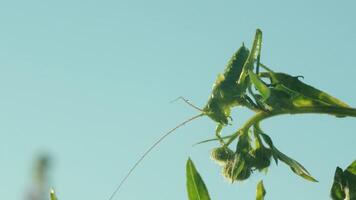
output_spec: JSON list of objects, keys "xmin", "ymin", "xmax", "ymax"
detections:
[
  {"xmin": 114, "ymin": 28, "xmax": 356, "ymax": 200},
  {"xmin": 186, "ymin": 158, "xmax": 268, "ymax": 200},
  {"xmin": 186, "ymin": 158, "xmax": 211, "ymax": 200},
  {"xmin": 331, "ymin": 160, "xmax": 356, "ymax": 200},
  {"xmin": 200, "ymin": 28, "xmax": 356, "ymax": 186},
  {"xmin": 50, "ymin": 188, "xmax": 58, "ymax": 200},
  {"xmin": 222, "ymin": 157, "xmax": 250, "ymax": 182},
  {"xmin": 261, "ymin": 71, "xmax": 349, "ymax": 108},
  {"xmin": 189, "ymin": 28, "xmax": 356, "ymax": 199},
  {"xmin": 259, "ymin": 132, "xmax": 317, "ymax": 182}
]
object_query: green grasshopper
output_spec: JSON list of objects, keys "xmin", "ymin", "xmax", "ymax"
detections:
[
  {"xmin": 203, "ymin": 29, "xmax": 262, "ymax": 142},
  {"xmin": 203, "ymin": 44, "xmax": 250, "ymax": 125}
]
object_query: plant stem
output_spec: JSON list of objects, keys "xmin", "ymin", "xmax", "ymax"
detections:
[{"xmin": 224, "ymin": 106, "xmax": 356, "ymax": 146}]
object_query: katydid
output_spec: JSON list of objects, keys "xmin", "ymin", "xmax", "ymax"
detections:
[{"xmin": 203, "ymin": 29, "xmax": 263, "ymax": 142}]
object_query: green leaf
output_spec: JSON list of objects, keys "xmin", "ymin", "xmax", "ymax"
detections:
[
  {"xmin": 331, "ymin": 160, "xmax": 356, "ymax": 200},
  {"xmin": 259, "ymin": 132, "xmax": 317, "ymax": 182},
  {"xmin": 193, "ymin": 134, "xmax": 235, "ymax": 146},
  {"xmin": 265, "ymin": 72, "xmax": 349, "ymax": 108},
  {"xmin": 331, "ymin": 167, "xmax": 346, "ymax": 200},
  {"xmin": 256, "ymin": 180, "xmax": 266, "ymax": 200},
  {"xmin": 272, "ymin": 148, "xmax": 318, "ymax": 182},
  {"xmin": 346, "ymin": 160, "xmax": 356, "ymax": 175},
  {"xmin": 257, "ymin": 132, "xmax": 278, "ymax": 165},
  {"xmin": 186, "ymin": 158, "xmax": 211, "ymax": 200}
]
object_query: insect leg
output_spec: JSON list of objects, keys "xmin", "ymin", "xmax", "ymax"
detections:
[
  {"xmin": 215, "ymin": 124, "xmax": 225, "ymax": 145},
  {"xmin": 242, "ymin": 95, "xmax": 262, "ymax": 112}
]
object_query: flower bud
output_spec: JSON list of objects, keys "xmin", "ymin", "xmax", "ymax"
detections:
[
  {"xmin": 222, "ymin": 160, "xmax": 251, "ymax": 182},
  {"xmin": 251, "ymin": 148, "xmax": 272, "ymax": 170},
  {"xmin": 210, "ymin": 147, "xmax": 234, "ymax": 165}
]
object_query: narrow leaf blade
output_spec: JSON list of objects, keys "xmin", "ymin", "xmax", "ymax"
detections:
[
  {"xmin": 186, "ymin": 158, "xmax": 211, "ymax": 200},
  {"xmin": 258, "ymin": 132, "xmax": 278, "ymax": 165},
  {"xmin": 256, "ymin": 180, "xmax": 266, "ymax": 200},
  {"xmin": 273, "ymin": 148, "xmax": 318, "ymax": 182},
  {"xmin": 259, "ymin": 133, "xmax": 317, "ymax": 182}
]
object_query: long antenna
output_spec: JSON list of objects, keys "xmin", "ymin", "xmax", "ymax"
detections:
[
  {"xmin": 107, "ymin": 113, "xmax": 205, "ymax": 200},
  {"xmin": 170, "ymin": 96, "xmax": 204, "ymax": 112}
]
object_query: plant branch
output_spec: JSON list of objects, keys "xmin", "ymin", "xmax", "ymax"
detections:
[{"xmin": 224, "ymin": 106, "xmax": 356, "ymax": 146}]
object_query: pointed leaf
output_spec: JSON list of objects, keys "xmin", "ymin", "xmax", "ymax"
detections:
[
  {"xmin": 258, "ymin": 132, "xmax": 278, "ymax": 165},
  {"xmin": 186, "ymin": 158, "xmax": 211, "ymax": 200},
  {"xmin": 259, "ymin": 132, "xmax": 316, "ymax": 181},
  {"xmin": 269, "ymin": 72, "xmax": 349, "ymax": 108},
  {"xmin": 272, "ymin": 148, "xmax": 318, "ymax": 182},
  {"xmin": 256, "ymin": 180, "xmax": 266, "ymax": 200},
  {"xmin": 346, "ymin": 160, "xmax": 356, "ymax": 175},
  {"xmin": 193, "ymin": 135, "xmax": 235, "ymax": 146},
  {"xmin": 331, "ymin": 167, "xmax": 347, "ymax": 200}
]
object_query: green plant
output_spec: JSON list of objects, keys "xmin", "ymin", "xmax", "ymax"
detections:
[
  {"xmin": 186, "ymin": 158, "xmax": 211, "ymax": 200},
  {"xmin": 331, "ymin": 160, "xmax": 356, "ymax": 200},
  {"xmin": 186, "ymin": 159, "xmax": 266, "ymax": 200},
  {"xmin": 184, "ymin": 29, "xmax": 356, "ymax": 199},
  {"xmin": 201, "ymin": 29, "xmax": 355, "ymax": 179},
  {"xmin": 107, "ymin": 29, "xmax": 355, "ymax": 200}
]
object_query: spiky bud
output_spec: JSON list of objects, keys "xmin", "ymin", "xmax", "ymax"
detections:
[
  {"xmin": 251, "ymin": 148, "xmax": 272, "ymax": 170},
  {"xmin": 222, "ymin": 160, "xmax": 252, "ymax": 182},
  {"xmin": 210, "ymin": 147, "xmax": 234, "ymax": 165}
]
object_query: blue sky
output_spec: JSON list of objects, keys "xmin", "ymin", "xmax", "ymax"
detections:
[{"xmin": 0, "ymin": 0, "xmax": 355, "ymax": 200}]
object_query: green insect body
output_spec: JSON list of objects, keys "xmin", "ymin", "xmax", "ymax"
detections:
[
  {"xmin": 203, "ymin": 45, "xmax": 250, "ymax": 125},
  {"xmin": 238, "ymin": 29, "xmax": 262, "ymax": 86},
  {"xmin": 204, "ymin": 29, "xmax": 263, "ymax": 126},
  {"xmin": 248, "ymin": 70, "xmax": 271, "ymax": 100}
]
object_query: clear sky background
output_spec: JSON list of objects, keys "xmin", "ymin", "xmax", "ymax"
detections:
[{"xmin": 0, "ymin": 1, "xmax": 355, "ymax": 200}]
